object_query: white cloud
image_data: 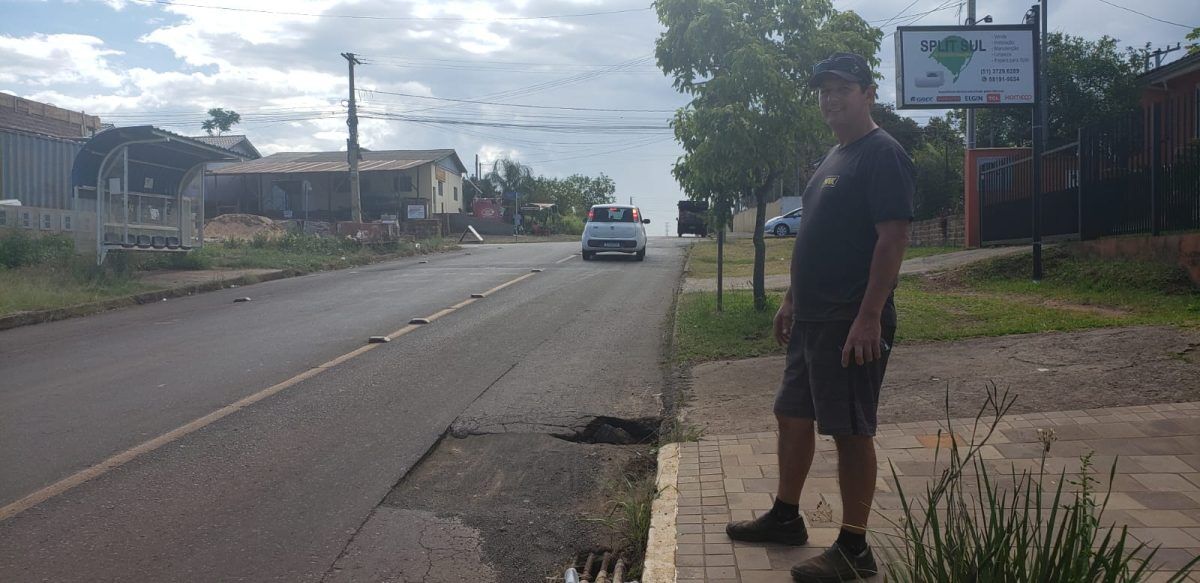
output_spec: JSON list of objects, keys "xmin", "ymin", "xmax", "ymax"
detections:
[{"xmin": 0, "ymin": 33, "xmax": 125, "ymax": 88}]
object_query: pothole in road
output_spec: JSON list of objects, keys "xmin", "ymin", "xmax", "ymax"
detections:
[{"xmin": 552, "ymin": 416, "xmax": 659, "ymax": 445}]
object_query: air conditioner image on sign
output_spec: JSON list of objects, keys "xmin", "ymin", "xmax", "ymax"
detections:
[{"xmin": 915, "ymin": 70, "xmax": 945, "ymax": 87}]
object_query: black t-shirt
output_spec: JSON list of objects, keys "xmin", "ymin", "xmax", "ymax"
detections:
[{"xmin": 790, "ymin": 128, "xmax": 915, "ymax": 326}]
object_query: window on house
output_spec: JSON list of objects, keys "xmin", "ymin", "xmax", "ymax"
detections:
[
  {"xmin": 394, "ymin": 175, "xmax": 413, "ymax": 192},
  {"xmin": 454, "ymin": 186, "xmax": 459, "ymax": 201},
  {"xmin": 438, "ymin": 181, "xmax": 444, "ymax": 198}
]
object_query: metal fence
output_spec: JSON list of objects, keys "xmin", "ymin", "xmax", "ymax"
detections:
[
  {"xmin": 980, "ymin": 90, "xmax": 1200, "ymax": 245},
  {"xmin": 979, "ymin": 143, "xmax": 1079, "ymax": 244}
]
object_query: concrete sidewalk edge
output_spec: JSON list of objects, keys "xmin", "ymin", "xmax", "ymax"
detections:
[{"xmin": 644, "ymin": 442, "xmax": 681, "ymax": 583}]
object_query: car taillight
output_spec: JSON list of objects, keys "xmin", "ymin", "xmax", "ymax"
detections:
[
  {"xmin": 587, "ymin": 209, "xmax": 594, "ymax": 221},
  {"xmin": 632, "ymin": 208, "xmax": 640, "ymax": 221}
]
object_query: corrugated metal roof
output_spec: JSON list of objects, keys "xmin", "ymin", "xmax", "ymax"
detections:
[
  {"xmin": 210, "ymin": 149, "xmax": 459, "ymax": 175},
  {"xmin": 0, "ymin": 129, "xmax": 84, "ymax": 210}
]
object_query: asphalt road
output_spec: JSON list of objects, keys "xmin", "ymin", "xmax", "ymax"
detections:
[{"xmin": 0, "ymin": 238, "xmax": 688, "ymax": 582}]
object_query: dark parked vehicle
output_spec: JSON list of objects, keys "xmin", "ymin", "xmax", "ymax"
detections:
[{"xmin": 677, "ymin": 200, "xmax": 708, "ymax": 237}]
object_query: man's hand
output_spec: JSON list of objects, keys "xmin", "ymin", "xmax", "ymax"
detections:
[
  {"xmin": 773, "ymin": 296, "xmax": 795, "ymax": 346},
  {"xmin": 841, "ymin": 316, "xmax": 882, "ymax": 367}
]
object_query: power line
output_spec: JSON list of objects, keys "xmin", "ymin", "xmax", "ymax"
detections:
[
  {"xmin": 130, "ymin": 0, "xmax": 653, "ymax": 22},
  {"xmin": 1092, "ymin": 0, "xmax": 1197, "ymax": 29},
  {"xmin": 873, "ymin": 0, "xmax": 924, "ymax": 27},
  {"xmin": 358, "ymin": 89, "xmax": 677, "ymax": 113},
  {"xmin": 359, "ymin": 113, "xmax": 670, "ymax": 134}
]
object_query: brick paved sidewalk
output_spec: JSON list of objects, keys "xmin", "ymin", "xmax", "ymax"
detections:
[{"xmin": 648, "ymin": 402, "xmax": 1200, "ymax": 583}]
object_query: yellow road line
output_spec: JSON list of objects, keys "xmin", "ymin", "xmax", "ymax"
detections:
[{"xmin": 0, "ymin": 270, "xmax": 541, "ymax": 523}]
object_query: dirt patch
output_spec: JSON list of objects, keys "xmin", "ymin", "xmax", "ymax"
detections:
[
  {"xmin": 684, "ymin": 326, "xmax": 1200, "ymax": 435},
  {"xmin": 203, "ymin": 213, "xmax": 285, "ymax": 241},
  {"xmin": 379, "ymin": 433, "xmax": 652, "ymax": 581}
]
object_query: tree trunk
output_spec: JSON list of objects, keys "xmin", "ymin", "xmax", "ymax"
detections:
[
  {"xmin": 716, "ymin": 227, "xmax": 725, "ymax": 313},
  {"xmin": 752, "ymin": 177, "xmax": 776, "ymax": 311}
]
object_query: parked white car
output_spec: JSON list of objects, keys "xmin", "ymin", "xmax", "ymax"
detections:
[
  {"xmin": 581, "ymin": 204, "xmax": 650, "ymax": 261},
  {"xmin": 765, "ymin": 207, "xmax": 802, "ymax": 237}
]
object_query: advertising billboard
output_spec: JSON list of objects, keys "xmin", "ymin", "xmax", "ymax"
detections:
[{"xmin": 895, "ymin": 25, "xmax": 1037, "ymax": 109}]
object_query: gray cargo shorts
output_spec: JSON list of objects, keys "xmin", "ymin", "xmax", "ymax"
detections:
[{"xmin": 773, "ymin": 320, "xmax": 895, "ymax": 437}]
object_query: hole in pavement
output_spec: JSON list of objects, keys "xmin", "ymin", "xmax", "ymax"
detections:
[{"xmin": 554, "ymin": 416, "xmax": 659, "ymax": 445}]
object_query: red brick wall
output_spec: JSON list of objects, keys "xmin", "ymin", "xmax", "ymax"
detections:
[
  {"xmin": 1067, "ymin": 233, "xmax": 1200, "ymax": 287},
  {"xmin": 0, "ymin": 94, "xmax": 101, "ymax": 138},
  {"xmin": 909, "ymin": 213, "xmax": 964, "ymax": 247}
]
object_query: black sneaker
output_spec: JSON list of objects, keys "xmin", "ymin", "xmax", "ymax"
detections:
[
  {"xmin": 725, "ymin": 511, "xmax": 809, "ymax": 545},
  {"xmin": 790, "ymin": 542, "xmax": 878, "ymax": 582}
]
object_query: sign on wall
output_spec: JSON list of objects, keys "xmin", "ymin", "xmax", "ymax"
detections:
[{"xmin": 895, "ymin": 25, "xmax": 1037, "ymax": 109}]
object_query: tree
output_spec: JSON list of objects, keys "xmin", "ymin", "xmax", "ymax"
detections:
[
  {"xmin": 1187, "ymin": 27, "xmax": 1199, "ymax": 55},
  {"xmin": 912, "ymin": 116, "xmax": 964, "ymax": 220},
  {"xmin": 486, "ymin": 158, "xmax": 533, "ymax": 219},
  {"xmin": 201, "ymin": 108, "xmax": 241, "ymax": 136},
  {"xmin": 950, "ymin": 33, "xmax": 1143, "ymax": 147},
  {"xmin": 656, "ymin": 0, "xmax": 880, "ymax": 311},
  {"xmin": 873, "ymin": 103, "xmax": 922, "ymax": 154}
]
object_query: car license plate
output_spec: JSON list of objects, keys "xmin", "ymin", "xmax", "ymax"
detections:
[{"xmin": 603, "ymin": 242, "xmax": 621, "ymax": 248}]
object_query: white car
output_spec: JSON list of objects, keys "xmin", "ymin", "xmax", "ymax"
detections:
[
  {"xmin": 765, "ymin": 207, "xmax": 802, "ymax": 237},
  {"xmin": 581, "ymin": 204, "xmax": 650, "ymax": 261}
]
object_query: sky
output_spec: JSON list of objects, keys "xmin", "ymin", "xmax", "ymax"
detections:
[{"xmin": 2, "ymin": 0, "xmax": 1198, "ymax": 232}]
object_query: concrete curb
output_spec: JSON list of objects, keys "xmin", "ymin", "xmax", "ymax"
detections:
[
  {"xmin": 0, "ymin": 269, "xmax": 294, "ymax": 332},
  {"xmin": 642, "ymin": 442, "xmax": 680, "ymax": 583}
]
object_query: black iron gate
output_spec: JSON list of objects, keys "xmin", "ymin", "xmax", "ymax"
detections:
[
  {"xmin": 981, "ymin": 90, "xmax": 1200, "ymax": 245},
  {"xmin": 979, "ymin": 143, "xmax": 1079, "ymax": 245}
]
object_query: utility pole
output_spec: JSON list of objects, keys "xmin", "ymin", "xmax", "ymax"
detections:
[
  {"xmin": 966, "ymin": 0, "xmax": 976, "ymax": 152},
  {"xmin": 342, "ymin": 52, "xmax": 363, "ymax": 223},
  {"xmin": 1143, "ymin": 43, "xmax": 1182, "ymax": 72},
  {"xmin": 1027, "ymin": 5, "xmax": 1044, "ymax": 281}
]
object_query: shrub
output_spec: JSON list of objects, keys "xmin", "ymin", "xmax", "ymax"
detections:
[
  {"xmin": 877, "ymin": 385, "xmax": 1200, "ymax": 582},
  {"xmin": 0, "ymin": 232, "xmax": 75, "ymax": 269},
  {"xmin": 557, "ymin": 214, "xmax": 585, "ymax": 235}
]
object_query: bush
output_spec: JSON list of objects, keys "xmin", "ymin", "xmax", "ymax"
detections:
[
  {"xmin": 878, "ymin": 385, "xmax": 1200, "ymax": 582},
  {"xmin": 0, "ymin": 232, "xmax": 75, "ymax": 269},
  {"xmin": 557, "ymin": 214, "xmax": 585, "ymax": 235}
]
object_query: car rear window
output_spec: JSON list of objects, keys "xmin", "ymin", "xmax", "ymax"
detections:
[{"xmin": 590, "ymin": 207, "xmax": 635, "ymax": 222}]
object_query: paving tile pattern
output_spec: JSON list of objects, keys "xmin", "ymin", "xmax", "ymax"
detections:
[{"xmin": 670, "ymin": 402, "xmax": 1200, "ymax": 582}]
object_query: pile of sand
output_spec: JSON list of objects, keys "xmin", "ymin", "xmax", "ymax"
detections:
[{"xmin": 204, "ymin": 214, "xmax": 285, "ymax": 241}]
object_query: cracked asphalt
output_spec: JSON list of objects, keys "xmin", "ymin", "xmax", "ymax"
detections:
[{"xmin": 0, "ymin": 239, "xmax": 688, "ymax": 581}]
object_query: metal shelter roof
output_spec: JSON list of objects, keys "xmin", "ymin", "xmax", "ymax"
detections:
[
  {"xmin": 208, "ymin": 149, "xmax": 465, "ymax": 175},
  {"xmin": 71, "ymin": 125, "xmax": 239, "ymax": 188}
]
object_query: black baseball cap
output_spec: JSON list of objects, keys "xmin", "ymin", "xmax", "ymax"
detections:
[{"xmin": 808, "ymin": 52, "xmax": 875, "ymax": 89}]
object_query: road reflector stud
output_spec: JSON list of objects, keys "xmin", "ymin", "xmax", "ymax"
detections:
[
  {"xmin": 531, "ymin": 268, "xmax": 543, "ymax": 273},
  {"xmin": 409, "ymin": 318, "xmax": 431, "ymax": 325},
  {"xmin": 234, "ymin": 297, "xmax": 251, "ymax": 303},
  {"xmin": 368, "ymin": 336, "xmax": 391, "ymax": 343},
  {"xmin": 419, "ymin": 260, "xmax": 428, "ymax": 264},
  {"xmin": 470, "ymin": 293, "xmax": 486, "ymax": 299}
]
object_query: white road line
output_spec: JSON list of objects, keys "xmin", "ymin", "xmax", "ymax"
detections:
[{"xmin": 555, "ymin": 255, "xmax": 576, "ymax": 264}]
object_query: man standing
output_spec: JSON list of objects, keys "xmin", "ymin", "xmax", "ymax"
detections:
[{"xmin": 725, "ymin": 53, "xmax": 914, "ymax": 582}]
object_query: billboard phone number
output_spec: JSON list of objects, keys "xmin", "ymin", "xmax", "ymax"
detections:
[{"xmin": 982, "ymin": 76, "xmax": 1022, "ymax": 83}]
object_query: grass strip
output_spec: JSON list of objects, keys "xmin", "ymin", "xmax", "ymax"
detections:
[
  {"xmin": 686, "ymin": 238, "xmax": 962, "ymax": 280},
  {"xmin": 675, "ymin": 250, "xmax": 1199, "ymax": 363}
]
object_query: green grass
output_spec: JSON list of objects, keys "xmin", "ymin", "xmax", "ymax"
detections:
[
  {"xmin": 186, "ymin": 234, "xmax": 458, "ymax": 272},
  {"xmin": 904, "ymin": 245, "xmax": 963, "ymax": 259},
  {"xmin": 686, "ymin": 238, "xmax": 962, "ymax": 279},
  {"xmin": 685, "ymin": 237, "xmax": 794, "ymax": 279},
  {"xmin": 674, "ymin": 249, "xmax": 1200, "ymax": 363},
  {"xmin": 675, "ymin": 291, "xmax": 782, "ymax": 363},
  {"xmin": 0, "ymin": 266, "xmax": 156, "ymax": 316},
  {"xmin": 0, "ymin": 233, "xmax": 460, "ymax": 317}
]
